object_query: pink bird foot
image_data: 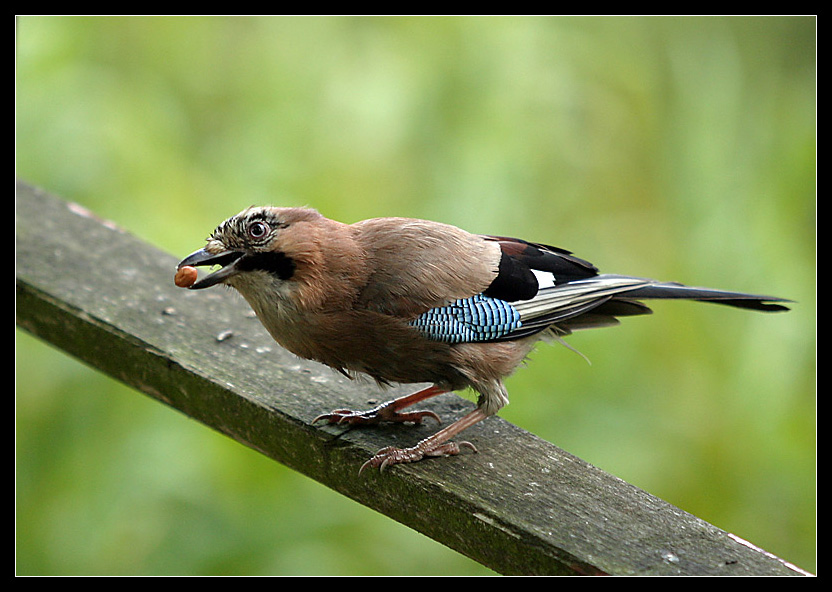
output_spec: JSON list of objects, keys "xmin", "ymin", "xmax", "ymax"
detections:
[
  {"xmin": 359, "ymin": 440, "xmax": 478, "ymax": 473},
  {"xmin": 312, "ymin": 405, "xmax": 440, "ymax": 426}
]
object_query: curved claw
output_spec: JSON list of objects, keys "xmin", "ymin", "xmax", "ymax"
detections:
[
  {"xmin": 311, "ymin": 409, "xmax": 370, "ymax": 425},
  {"xmin": 358, "ymin": 440, "xmax": 478, "ymax": 474},
  {"xmin": 313, "ymin": 407, "xmax": 441, "ymax": 426}
]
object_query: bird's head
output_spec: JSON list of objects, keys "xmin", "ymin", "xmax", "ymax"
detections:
[{"xmin": 177, "ymin": 206, "xmax": 322, "ymax": 290}]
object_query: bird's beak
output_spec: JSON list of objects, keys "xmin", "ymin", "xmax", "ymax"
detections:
[{"xmin": 178, "ymin": 248, "xmax": 245, "ymax": 289}]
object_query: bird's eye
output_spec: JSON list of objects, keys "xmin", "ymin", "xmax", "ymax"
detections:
[{"xmin": 248, "ymin": 220, "xmax": 269, "ymax": 239}]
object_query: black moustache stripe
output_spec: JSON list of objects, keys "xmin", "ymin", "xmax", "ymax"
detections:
[{"xmin": 237, "ymin": 251, "xmax": 296, "ymax": 280}]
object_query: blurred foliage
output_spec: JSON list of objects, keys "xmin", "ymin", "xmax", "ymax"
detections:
[{"xmin": 16, "ymin": 16, "xmax": 815, "ymax": 575}]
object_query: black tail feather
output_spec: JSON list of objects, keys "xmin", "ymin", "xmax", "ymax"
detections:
[{"xmin": 618, "ymin": 279, "xmax": 791, "ymax": 312}]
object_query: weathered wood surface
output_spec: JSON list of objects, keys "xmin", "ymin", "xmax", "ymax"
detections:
[{"xmin": 15, "ymin": 180, "xmax": 810, "ymax": 576}]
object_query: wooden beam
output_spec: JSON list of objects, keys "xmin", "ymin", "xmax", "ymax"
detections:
[{"xmin": 15, "ymin": 180, "xmax": 810, "ymax": 576}]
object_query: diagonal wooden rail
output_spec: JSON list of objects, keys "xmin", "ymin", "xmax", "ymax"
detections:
[{"xmin": 15, "ymin": 180, "xmax": 810, "ymax": 576}]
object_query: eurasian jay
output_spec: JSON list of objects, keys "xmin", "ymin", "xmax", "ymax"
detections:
[{"xmin": 177, "ymin": 206, "xmax": 789, "ymax": 472}]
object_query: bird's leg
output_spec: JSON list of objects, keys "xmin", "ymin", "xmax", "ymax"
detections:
[
  {"xmin": 313, "ymin": 385, "xmax": 447, "ymax": 426},
  {"xmin": 359, "ymin": 407, "xmax": 487, "ymax": 473}
]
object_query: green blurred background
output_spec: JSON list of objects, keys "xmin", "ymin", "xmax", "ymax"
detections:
[{"xmin": 16, "ymin": 16, "xmax": 815, "ymax": 575}]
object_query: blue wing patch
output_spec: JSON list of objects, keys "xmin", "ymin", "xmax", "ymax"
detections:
[{"xmin": 409, "ymin": 294, "xmax": 522, "ymax": 343}]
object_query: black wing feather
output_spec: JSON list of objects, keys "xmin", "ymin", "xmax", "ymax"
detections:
[{"xmin": 483, "ymin": 236, "xmax": 598, "ymax": 302}]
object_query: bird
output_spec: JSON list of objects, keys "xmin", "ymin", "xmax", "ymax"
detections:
[{"xmin": 177, "ymin": 206, "xmax": 790, "ymax": 472}]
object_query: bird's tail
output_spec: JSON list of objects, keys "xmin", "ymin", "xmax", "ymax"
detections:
[
  {"xmin": 603, "ymin": 274, "xmax": 791, "ymax": 312},
  {"xmin": 512, "ymin": 274, "xmax": 790, "ymax": 338}
]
